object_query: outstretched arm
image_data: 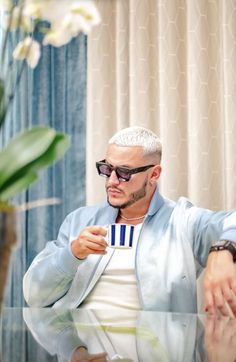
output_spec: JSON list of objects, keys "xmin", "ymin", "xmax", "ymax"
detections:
[{"xmin": 204, "ymin": 246, "xmax": 236, "ymax": 317}]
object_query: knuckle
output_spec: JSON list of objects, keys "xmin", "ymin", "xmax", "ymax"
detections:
[{"xmin": 203, "ymin": 279, "xmax": 213, "ymax": 290}]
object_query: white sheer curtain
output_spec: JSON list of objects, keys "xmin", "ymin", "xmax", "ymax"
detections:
[{"xmin": 87, "ymin": 0, "xmax": 236, "ymax": 212}]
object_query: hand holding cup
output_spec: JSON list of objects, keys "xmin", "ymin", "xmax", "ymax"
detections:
[{"xmin": 71, "ymin": 225, "xmax": 108, "ymax": 259}]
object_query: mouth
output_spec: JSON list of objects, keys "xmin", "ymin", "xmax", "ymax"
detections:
[{"xmin": 107, "ymin": 188, "xmax": 122, "ymax": 197}]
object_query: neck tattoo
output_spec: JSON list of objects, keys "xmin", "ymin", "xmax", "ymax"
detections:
[{"xmin": 119, "ymin": 212, "xmax": 146, "ymax": 221}]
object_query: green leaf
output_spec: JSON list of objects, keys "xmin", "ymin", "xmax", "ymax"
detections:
[
  {"xmin": 21, "ymin": 133, "xmax": 71, "ymax": 171},
  {"xmin": 0, "ymin": 126, "xmax": 57, "ymax": 187},
  {"xmin": 0, "ymin": 171, "xmax": 38, "ymax": 201},
  {"xmin": 0, "ymin": 126, "xmax": 70, "ymax": 201}
]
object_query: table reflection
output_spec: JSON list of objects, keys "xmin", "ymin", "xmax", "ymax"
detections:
[
  {"xmin": 203, "ymin": 316, "xmax": 236, "ymax": 362},
  {"xmin": 0, "ymin": 308, "xmax": 236, "ymax": 362}
]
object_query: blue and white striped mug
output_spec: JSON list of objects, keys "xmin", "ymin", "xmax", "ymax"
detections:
[{"xmin": 107, "ymin": 223, "xmax": 135, "ymax": 249}]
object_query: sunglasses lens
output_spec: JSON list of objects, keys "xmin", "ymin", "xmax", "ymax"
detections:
[
  {"xmin": 116, "ymin": 168, "xmax": 131, "ymax": 181},
  {"xmin": 98, "ymin": 164, "xmax": 112, "ymax": 177},
  {"xmin": 96, "ymin": 162, "xmax": 131, "ymax": 181}
]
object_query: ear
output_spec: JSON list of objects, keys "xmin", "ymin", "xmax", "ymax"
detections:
[{"xmin": 150, "ymin": 165, "xmax": 162, "ymax": 183}]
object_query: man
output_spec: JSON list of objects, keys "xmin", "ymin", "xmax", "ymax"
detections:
[{"xmin": 23, "ymin": 126, "xmax": 236, "ymax": 316}]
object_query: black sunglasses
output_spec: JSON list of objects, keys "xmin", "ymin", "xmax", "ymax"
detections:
[{"xmin": 96, "ymin": 159, "xmax": 155, "ymax": 182}]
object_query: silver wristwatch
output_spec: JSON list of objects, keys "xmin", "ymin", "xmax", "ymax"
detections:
[{"xmin": 209, "ymin": 240, "xmax": 236, "ymax": 263}]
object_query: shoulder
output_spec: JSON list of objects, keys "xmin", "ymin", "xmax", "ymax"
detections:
[
  {"xmin": 176, "ymin": 196, "xmax": 194, "ymax": 209},
  {"xmin": 172, "ymin": 197, "xmax": 211, "ymax": 218},
  {"xmin": 165, "ymin": 197, "xmax": 206, "ymax": 223},
  {"xmin": 161, "ymin": 196, "xmax": 194, "ymax": 212}
]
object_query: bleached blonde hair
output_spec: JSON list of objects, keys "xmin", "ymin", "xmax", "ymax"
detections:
[{"xmin": 108, "ymin": 126, "xmax": 162, "ymax": 160}]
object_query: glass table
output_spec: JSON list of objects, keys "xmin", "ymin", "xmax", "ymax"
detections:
[{"xmin": 0, "ymin": 308, "xmax": 236, "ymax": 361}]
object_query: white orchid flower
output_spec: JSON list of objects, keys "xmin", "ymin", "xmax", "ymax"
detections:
[
  {"xmin": 3, "ymin": 0, "xmax": 100, "ymax": 63},
  {"xmin": 61, "ymin": 4, "xmax": 100, "ymax": 36},
  {"xmin": 22, "ymin": 3, "xmax": 44, "ymax": 19},
  {"xmin": 24, "ymin": 0, "xmax": 72, "ymax": 23},
  {"xmin": 42, "ymin": 0, "xmax": 100, "ymax": 46},
  {"xmin": 42, "ymin": 28, "xmax": 73, "ymax": 47},
  {"xmin": 13, "ymin": 37, "xmax": 41, "ymax": 69},
  {"xmin": 3, "ymin": 6, "xmax": 33, "ymax": 32},
  {"xmin": 71, "ymin": 1, "xmax": 101, "ymax": 30},
  {"xmin": 57, "ymin": 13, "xmax": 85, "ymax": 38}
]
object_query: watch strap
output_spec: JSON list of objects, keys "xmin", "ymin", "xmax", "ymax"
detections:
[{"xmin": 209, "ymin": 240, "xmax": 236, "ymax": 263}]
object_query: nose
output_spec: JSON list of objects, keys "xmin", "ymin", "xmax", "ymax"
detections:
[{"xmin": 107, "ymin": 170, "xmax": 120, "ymax": 185}]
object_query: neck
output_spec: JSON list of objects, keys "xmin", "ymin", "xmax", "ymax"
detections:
[{"xmin": 119, "ymin": 211, "xmax": 146, "ymax": 221}]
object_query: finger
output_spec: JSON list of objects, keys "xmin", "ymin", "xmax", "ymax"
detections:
[
  {"xmin": 99, "ymin": 227, "xmax": 108, "ymax": 237},
  {"xmin": 88, "ymin": 237, "xmax": 107, "ymax": 247},
  {"xmin": 204, "ymin": 290, "xmax": 215, "ymax": 313},
  {"xmin": 229, "ymin": 278, "xmax": 236, "ymax": 297},
  {"xmin": 217, "ymin": 301, "xmax": 233, "ymax": 317},
  {"xmin": 222, "ymin": 284, "xmax": 236, "ymax": 316},
  {"xmin": 86, "ymin": 225, "xmax": 108, "ymax": 236},
  {"xmin": 77, "ymin": 230, "xmax": 106, "ymax": 250},
  {"xmin": 205, "ymin": 302, "xmax": 219, "ymax": 317},
  {"xmin": 213, "ymin": 288, "xmax": 226, "ymax": 310},
  {"xmin": 81, "ymin": 234, "xmax": 108, "ymax": 250},
  {"xmin": 72, "ymin": 238, "xmax": 107, "ymax": 258},
  {"xmin": 86, "ymin": 238, "xmax": 108, "ymax": 250},
  {"xmin": 222, "ymin": 284, "xmax": 234, "ymax": 303},
  {"xmin": 204, "ymin": 288, "xmax": 224, "ymax": 317},
  {"xmin": 86, "ymin": 244, "xmax": 107, "ymax": 255},
  {"xmin": 86, "ymin": 248, "xmax": 107, "ymax": 256},
  {"xmin": 227, "ymin": 292, "xmax": 236, "ymax": 317}
]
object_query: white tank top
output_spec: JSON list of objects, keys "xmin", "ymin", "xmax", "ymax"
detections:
[{"xmin": 81, "ymin": 224, "xmax": 143, "ymax": 310}]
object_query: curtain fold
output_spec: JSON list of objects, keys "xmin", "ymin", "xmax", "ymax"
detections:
[
  {"xmin": 87, "ymin": 0, "xmax": 236, "ymax": 211},
  {"xmin": 0, "ymin": 34, "xmax": 87, "ymax": 307}
]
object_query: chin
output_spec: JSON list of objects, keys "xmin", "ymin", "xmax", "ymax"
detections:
[{"xmin": 107, "ymin": 197, "xmax": 123, "ymax": 209}]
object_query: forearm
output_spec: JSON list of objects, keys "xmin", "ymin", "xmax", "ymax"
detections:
[{"xmin": 23, "ymin": 242, "xmax": 82, "ymax": 306}]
